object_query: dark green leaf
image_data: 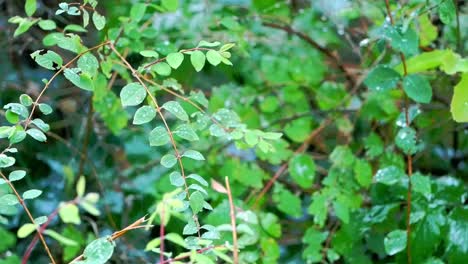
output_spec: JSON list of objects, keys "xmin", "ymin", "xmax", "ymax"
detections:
[
  {"xmin": 364, "ymin": 65, "xmax": 401, "ymax": 91},
  {"xmin": 403, "ymin": 74, "xmax": 432, "ymax": 103},
  {"xmin": 384, "ymin": 229, "xmax": 407, "ymax": 255}
]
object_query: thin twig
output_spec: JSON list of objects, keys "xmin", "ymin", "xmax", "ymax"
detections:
[
  {"xmin": 225, "ymin": 177, "xmax": 239, "ymax": 264},
  {"xmin": 69, "ymin": 216, "xmax": 149, "ymax": 263},
  {"xmin": 0, "ymin": 171, "xmax": 56, "ymax": 264}
]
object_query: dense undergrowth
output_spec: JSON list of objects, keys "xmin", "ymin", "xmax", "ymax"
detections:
[{"xmin": 0, "ymin": 0, "xmax": 467, "ymax": 263}]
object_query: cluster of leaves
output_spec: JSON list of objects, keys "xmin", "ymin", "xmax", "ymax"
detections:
[{"xmin": 0, "ymin": 0, "xmax": 467, "ymax": 264}]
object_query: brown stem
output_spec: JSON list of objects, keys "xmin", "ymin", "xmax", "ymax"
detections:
[
  {"xmin": 384, "ymin": 1, "xmax": 413, "ymax": 263},
  {"xmin": 0, "ymin": 171, "xmax": 56, "ymax": 264},
  {"xmin": 225, "ymin": 177, "xmax": 239, "ymax": 264}
]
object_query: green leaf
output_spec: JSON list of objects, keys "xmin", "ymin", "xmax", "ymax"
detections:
[
  {"xmin": 80, "ymin": 201, "xmax": 100, "ymax": 216},
  {"xmin": 92, "ymin": 74, "xmax": 128, "ymax": 134},
  {"xmin": 77, "ymin": 53, "xmax": 99, "ymax": 76},
  {"xmin": 354, "ymin": 159, "xmax": 372, "ymax": 188},
  {"xmin": 439, "ymin": 0, "xmax": 456, "ymax": 24},
  {"xmin": 59, "ymin": 204, "xmax": 81, "ymax": 225},
  {"xmin": 140, "ymin": 50, "xmax": 158, "ymax": 58},
  {"xmin": 32, "ymin": 118, "xmax": 50, "ymax": 132},
  {"xmin": 333, "ymin": 201, "xmax": 349, "ymax": 224},
  {"xmin": 64, "ymin": 68, "xmax": 94, "ymax": 91},
  {"xmin": 17, "ymin": 223, "xmax": 36, "ymax": 238},
  {"xmin": 9, "ymin": 17, "xmax": 37, "ymax": 37},
  {"xmin": 25, "ymin": 0, "xmax": 37, "ymax": 16},
  {"xmin": 30, "ymin": 50, "xmax": 63, "ymax": 70},
  {"xmin": 383, "ymin": 25, "xmax": 419, "ymax": 56},
  {"xmin": 403, "ymin": 74, "xmax": 432, "ymax": 103},
  {"xmin": 190, "ymin": 50, "xmax": 206, "ymax": 72},
  {"xmin": 92, "ymin": 11, "xmax": 106, "ymax": 30},
  {"xmin": 162, "ymin": 101, "xmax": 188, "ymax": 121},
  {"xmin": 4, "ymin": 103, "xmax": 29, "ymax": 118},
  {"xmin": 198, "ymin": 40, "xmax": 220, "ymax": 47},
  {"xmin": 302, "ymin": 227, "xmax": 328, "ymax": 262},
  {"xmin": 419, "ymin": 15, "xmax": 437, "ymax": 47},
  {"xmin": 83, "ymin": 237, "xmax": 115, "ymax": 263},
  {"xmin": 9, "ymin": 129, "xmax": 26, "ymax": 144},
  {"xmin": 187, "ymin": 174, "xmax": 208, "ymax": 186},
  {"xmin": 130, "ymin": 3, "xmax": 146, "ymax": 22},
  {"xmin": 173, "ymin": 124, "xmax": 199, "ymax": 141},
  {"xmin": 20, "ymin": 94, "xmax": 33, "ymax": 106},
  {"xmin": 133, "ymin": 106, "xmax": 156, "ymax": 125},
  {"xmin": 167, "ymin": 52, "xmax": 184, "ymax": 69},
  {"xmin": 273, "ymin": 185, "xmax": 302, "ymax": 217},
  {"xmin": 284, "ymin": 117, "xmax": 312, "ymax": 142},
  {"xmin": 189, "ymin": 191, "xmax": 205, "ymax": 214},
  {"xmin": 316, "ymin": 82, "xmax": 346, "ymax": 110},
  {"xmin": 375, "ymin": 166, "xmax": 406, "ymax": 185},
  {"xmin": 9, "ymin": 170, "xmax": 26, "ymax": 182},
  {"xmin": 149, "ymin": 126, "xmax": 169, "ymax": 146},
  {"xmin": 5, "ymin": 110, "xmax": 20, "ymax": 123},
  {"xmin": 384, "ymin": 229, "xmax": 407, "ymax": 255},
  {"xmin": 27, "ymin": 128, "xmax": 47, "ymax": 142},
  {"xmin": 23, "ymin": 189, "xmax": 42, "ymax": 200},
  {"xmin": 206, "ymin": 50, "xmax": 222, "ymax": 66},
  {"xmin": 43, "ymin": 230, "xmax": 78, "ymax": 246},
  {"xmin": 446, "ymin": 207, "xmax": 468, "ymax": 263},
  {"xmin": 0, "ymin": 194, "xmax": 18, "ymax": 206},
  {"xmin": 161, "ymin": 0, "xmax": 178, "ymax": 12},
  {"xmin": 64, "ymin": 24, "xmax": 87, "ymax": 32},
  {"xmin": 152, "ymin": 62, "xmax": 172, "ymax": 76},
  {"xmin": 0, "ymin": 154, "xmax": 16, "ymax": 168},
  {"xmin": 169, "ymin": 171, "xmax": 184, "ymax": 187},
  {"xmin": 0, "ymin": 126, "xmax": 14, "ymax": 139},
  {"xmin": 182, "ymin": 150, "xmax": 205, "ymax": 161},
  {"xmin": 288, "ymin": 154, "xmax": 315, "ymax": 188},
  {"xmin": 364, "ymin": 65, "xmax": 401, "ymax": 91},
  {"xmin": 161, "ymin": 154, "xmax": 177, "ymax": 168},
  {"xmin": 120, "ymin": 83, "xmax": 146, "ymax": 106},
  {"xmin": 183, "ymin": 220, "xmax": 198, "ymax": 235},
  {"xmin": 38, "ymin": 20, "xmax": 57, "ymax": 30},
  {"xmin": 39, "ymin": 103, "xmax": 53, "ymax": 115},
  {"xmin": 411, "ymin": 172, "xmax": 431, "ymax": 197},
  {"xmin": 450, "ymin": 73, "xmax": 468, "ymax": 122},
  {"xmin": 76, "ymin": 176, "xmax": 85, "ymax": 197},
  {"xmin": 395, "ymin": 127, "xmax": 421, "ymax": 155}
]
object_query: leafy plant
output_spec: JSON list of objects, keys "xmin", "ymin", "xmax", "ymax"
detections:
[{"xmin": 0, "ymin": 0, "xmax": 466, "ymax": 263}]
